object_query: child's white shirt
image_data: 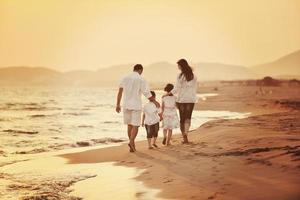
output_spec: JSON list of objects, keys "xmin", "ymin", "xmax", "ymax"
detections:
[{"xmin": 143, "ymin": 102, "xmax": 160, "ymax": 125}]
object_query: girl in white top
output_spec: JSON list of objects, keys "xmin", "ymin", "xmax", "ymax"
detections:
[
  {"xmin": 161, "ymin": 83, "xmax": 179, "ymax": 146},
  {"xmin": 170, "ymin": 59, "xmax": 198, "ymax": 144}
]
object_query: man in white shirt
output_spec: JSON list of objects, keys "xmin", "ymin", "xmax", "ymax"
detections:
[{"xmin": 116, "ymin": 64, "xmax": 159, "ymax": 152}]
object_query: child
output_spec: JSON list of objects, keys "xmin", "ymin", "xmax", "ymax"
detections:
[
  {"xmin": 142, "ymin": 91, "xmax": 161, "ymax": 149},
  {"xmin": 161, "ymin": 83, "xmax": 179, "ymax": 146}
]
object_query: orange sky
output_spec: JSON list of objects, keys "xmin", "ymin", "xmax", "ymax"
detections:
[{"xmin": 0, "ymin": 0, "xmax": 299, "ymax": 71}]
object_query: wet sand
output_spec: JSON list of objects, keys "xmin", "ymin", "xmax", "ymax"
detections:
[{"xmin": 62, "ymin": 85, "xmax": 300, "ymax": 200}]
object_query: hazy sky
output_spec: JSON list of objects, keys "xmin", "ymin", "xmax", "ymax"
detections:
[{"xmin": 1, "ymin": 0, "xmax": 300, "ymax": 71}]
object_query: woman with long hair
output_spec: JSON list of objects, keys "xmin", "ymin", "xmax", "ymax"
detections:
[{"xmin": 170, "ymin": 59, "xmax": 198, "ymax": 143}]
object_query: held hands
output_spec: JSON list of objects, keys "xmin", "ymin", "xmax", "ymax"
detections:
[
  {"xmin": 115, "ymin": 105, "xmax": 121, "ymax": 113},
  {"xmin": 159, "ymin": 113, "xmax": 163, "ymax": 121}
]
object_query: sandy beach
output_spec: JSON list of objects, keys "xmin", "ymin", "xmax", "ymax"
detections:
[
  {"xmin": 61, "ymin": 85, "xmax": 300, "ymax": 200},
  {"xmin": 1, "ymin": 1, "xmax": 300, "ymax": 199}
]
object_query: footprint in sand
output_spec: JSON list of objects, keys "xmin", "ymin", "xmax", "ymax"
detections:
[
  {"xmin": 163, "ymin": 179, "xmax": 173, "ymax": 183},
  {"xmin": 208, "ymin": 190, "xmax": 227, "ymax": 200},
  {"xmin": 135, "ymin": 192, "xmax": 146, "ymax": 198},
  {"xmin": 207, "ymin": 194, "xmax": 216, "ymax": 199},
  {"xmin": 215, "ymin": 190, "xmax": 227, "ymax": 196},
  {"xmin": 211, "ymin": 166, "xmax": 220, "ymax": 173}
]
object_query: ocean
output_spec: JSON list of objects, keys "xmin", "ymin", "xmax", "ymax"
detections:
[
  {"xmin": 0, "ymin": 86, "xmax": 249, "ymax": 158},
  {"xmin": 0, "ymin": 86, "xmax": 250, "ymax": 199}
]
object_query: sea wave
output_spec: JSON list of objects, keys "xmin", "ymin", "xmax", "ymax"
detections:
[
  {"xmin": 4, "ymin": 138, "xmax": 126, "ymax": 156},
  {"xmin": 76, "ymin": 137, "xmax": 126, "ymax": 147},
  {"xmin": 77, "ymin": 125, "xmax": 94, "ymax": 128},
  {"xmin": 28, "ymin": 114, "xmax": 59, "ymax": 118},
  {"xmin": 2, "ymin": 172, "xmax": 96, "ymax": 200},
  {"xmin": 3, "ymin": 129, "xmax": 39, "ymax": 135},
  {"xmin": 103, "ymin": 121, "xmax": 121, "ymax": 124},
  {"xmin": 0, "ymin": 102, "xmax": 62, "ymax": 111},
  {"xmin": 62, "ymin": 112, "xmax": 89, "ymax": 116}
]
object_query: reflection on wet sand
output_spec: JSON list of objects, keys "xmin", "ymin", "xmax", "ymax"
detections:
[{"xmin": 1, "ymin": 155, "xmax": 162, "ymax": 200}]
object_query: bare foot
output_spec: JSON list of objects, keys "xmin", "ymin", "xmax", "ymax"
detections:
[{"xmin": 128, "ymin": 143, "xmax": 135, "ymax": 152}]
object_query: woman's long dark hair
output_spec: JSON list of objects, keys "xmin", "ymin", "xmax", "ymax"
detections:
[{"xmin": 177, "ymin": 59, "xmax": 194, "ymax": 81}]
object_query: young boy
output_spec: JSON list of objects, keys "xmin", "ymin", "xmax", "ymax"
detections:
[{"xmin": 142, "ymin": 91, "xmax": 161, "ymax": 149}]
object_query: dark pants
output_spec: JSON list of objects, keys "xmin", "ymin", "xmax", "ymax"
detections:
[
  {"xmin": 176, "ymin": 103, "xmax": 195, "ymax": 134},
  {"xmin": 145, "ymin": 123, "xmax": 159, "ymax": 138}
]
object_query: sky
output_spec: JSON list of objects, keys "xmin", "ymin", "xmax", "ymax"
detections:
[{"xmin": 0, "ymin": 0, "xmax": 300, "ymax": 71}]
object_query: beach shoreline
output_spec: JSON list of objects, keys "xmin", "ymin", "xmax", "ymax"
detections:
[
  {"xmin": 1, "ymin": 85, "xmax": 299, "ymax": 199},
  {"xmin": 61, "ymin": 85, "xmax": 300, "ymax": 200}
]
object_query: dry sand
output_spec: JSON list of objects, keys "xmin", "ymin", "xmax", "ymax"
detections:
[{"xmin": 61, "ymin": 85, "xmax": 300, "ymax": 200}]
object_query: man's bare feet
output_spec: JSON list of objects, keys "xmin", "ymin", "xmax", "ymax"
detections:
[{"xmin": 128, "ymin": 143, "xmax": 135, "ymax": 152}]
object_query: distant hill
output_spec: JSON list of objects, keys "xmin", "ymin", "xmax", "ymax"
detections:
[
  {"xmin": 97, "ymin": 62, "xmax": 258, "ymax": 84},
  {"xmin": 1, "ymin": 50, "xmax": 299, "ymax": 86},
  {"xmin": 62, "ymin": 70, "xmax": 102, "ymax": 86},
  {"xmin": 194, "ymin": 62, "xmax": 258, "ymax": 81},
  {"xmin": 0, "ymin": 63, "xmax": 262, "ymax": 86},
  {"xmin": 96, "ymin": 64, "xmax": 134, "ymax": 83},
  {"xmin": 142, "ymin": 62, "xmax": 258, "ymax": 83},
  {"xmin": 0, "ymin": 66, "xmax": 62, "ymax": 85},
  {"xmin": 252, "ymin": 50, "xmax": 300, "ymax": 77}
]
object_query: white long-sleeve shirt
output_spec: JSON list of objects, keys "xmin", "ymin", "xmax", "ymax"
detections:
[
  {"xmin": 171, "ymin": 74, "xmax": 198, "ymax": 103},
  {"xmin": 119, "ymin": 72, "xmax": 152, "ymax": 110}
]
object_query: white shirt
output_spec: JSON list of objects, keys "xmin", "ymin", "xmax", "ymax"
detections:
[
  {"xmin": 119, "ymin": 72, "xmax": 152, "ymax": 110},
  {"xmin": 162, "ymin": 96, "xmax": 177, "ymax": 116},
  {"xmin": 143, "ymin": 102, "xmax": 160, "ymax": 125},
  {"xmin": 171, "ymin": 74, "xmax": 198, "ymax": 103}
]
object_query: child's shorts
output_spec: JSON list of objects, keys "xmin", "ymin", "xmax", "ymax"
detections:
[{"xmin": 145, "ymin": 122, "xmax": 159, "ymax": 138}]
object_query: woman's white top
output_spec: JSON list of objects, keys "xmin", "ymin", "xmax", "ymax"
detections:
[
  {"xmin": 171, "ymin": 74, "xmax": 198, "ymax": 103},
  {"xmin": 143, "ymin": 102, "xmax": 160, "ymax": 125}
]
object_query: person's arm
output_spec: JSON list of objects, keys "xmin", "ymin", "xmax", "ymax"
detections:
[
  {"xmin": 141, "ymin": 79, "xmax": 160, "ymax": 108},
  {"xmin": 141, "ymin": 79, "xmax": 151, "ymax": 99},
  {"xmin": 170, "ymin": 75, "xmax": 181, "ymax": 95},
  {"xmin": 150, "ymin": 98, "xmax": 160, "ymax": 108},
  {"xmin": 159, "ymin": 101, "xmax": 165, "ymax": 121},
  {"xmin": 116, "ymin": 87, "xmax": 123, "ymax": 113},
  {"xmin": 142, "ymin": 113, "xmax": 145, "ymax": 127},
  {"xmin": 194, "ymin": 75, "xmax": 198, "ymax": 93}
]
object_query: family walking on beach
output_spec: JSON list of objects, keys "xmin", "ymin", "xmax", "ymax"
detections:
[{"xmin": 116, "ymin": 59, "xmax": 198, "ymax": 152}]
